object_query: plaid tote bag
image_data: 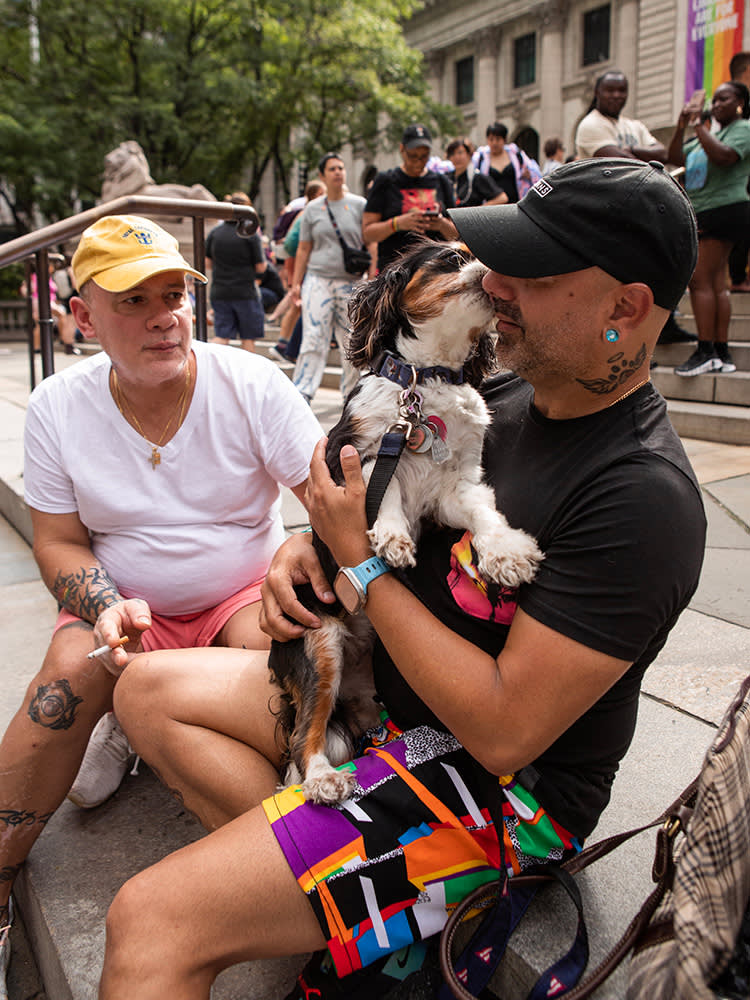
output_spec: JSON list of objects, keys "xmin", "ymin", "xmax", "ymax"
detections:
[
  {"xmin": 440, "ymin": 674, "xmax": 750, "ymax": 999},
  {"xmin": 627, "ymin": 673, "xmax": 750, "ymax": 998}
]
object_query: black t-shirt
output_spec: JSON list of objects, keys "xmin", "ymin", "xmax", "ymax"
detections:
[
  {"xmin": 364, "ymin": 167, "xmax": 456, "ymax": 271},
  {"xmin": 205, "ymin": 221, "xmax": 263, "ymax": 301},
  {"xmin": 374, "ymin": 375, "xmax": 706, "ymax": 838}
]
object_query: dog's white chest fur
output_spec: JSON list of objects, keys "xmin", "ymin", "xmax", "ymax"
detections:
[{"xmin": 348, "ymin": 376, "xmax": 540, "ymax": 587}]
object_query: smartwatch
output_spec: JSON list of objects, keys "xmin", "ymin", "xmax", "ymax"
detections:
[{"xmin": 334, "ymin": 556, "xmax": 391, "ymax": 614}]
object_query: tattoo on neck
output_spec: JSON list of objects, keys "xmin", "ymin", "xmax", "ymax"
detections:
[
  {"xmin": 52, "ymin": 566, "xmax": 122, "ymax": 623},
  {"xmin": 28, "ymin": 679, "xmax": 83, "ymax": 731},
  {"xmin": 577, "ymin": 344, "xmax": 647, "ymax": 396}
]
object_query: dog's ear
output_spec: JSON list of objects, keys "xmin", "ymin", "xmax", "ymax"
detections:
[
  {"xmin": 347, "ymin": 266, "xmax": 410, "ymax": 368},
  {"xmin": 463, "ymin": 332, "xmax": 499, "ymax": 387}
]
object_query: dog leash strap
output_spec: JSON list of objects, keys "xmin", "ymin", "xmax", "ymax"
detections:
[{"xmin": 366, "ymin": 430, "xmax": 408, "ymax": 529}]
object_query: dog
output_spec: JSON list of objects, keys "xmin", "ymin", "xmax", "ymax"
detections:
[{"xmin": 268, "ymin": 238, "xmax": 542, "ymax": 805}]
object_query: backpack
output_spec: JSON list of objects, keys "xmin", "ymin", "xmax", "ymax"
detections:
[{"xmin": 440, "ymin": 674, "xmax": 750, "ymax": 999}]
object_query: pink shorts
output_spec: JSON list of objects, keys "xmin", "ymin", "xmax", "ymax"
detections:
[{"xmin": 53, "ymin": 579, "xmax": 264, "ymax": 651}]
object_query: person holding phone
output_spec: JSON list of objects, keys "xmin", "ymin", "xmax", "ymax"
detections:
[
  {"xmin": 362, "ymin": 124, "xmax": 458, "ymax": 273},
  {"xmin": 668, "ymin": 80, "xmax": 750, "ymax": 375}
]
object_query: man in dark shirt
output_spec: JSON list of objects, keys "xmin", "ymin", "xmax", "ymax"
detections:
[
  {"xmin": 363, "ymin": 123, "xmax": 457, "ymax": 272},
  {"xmin": 99, "ymin": 160, "xmax": 706, "ymax": 999},
  {"xmin": 206, "ymin": 192, "xmax": 267, "ymax": 352}
]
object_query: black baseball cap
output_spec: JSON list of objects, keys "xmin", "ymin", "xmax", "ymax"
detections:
[
  {"xmin": 448, "ymin": 158, "xmax": 698, "ymax": 311},
  {"xmin": 402, "ymin": 124, "xmax": 432, "ymax": 149}
]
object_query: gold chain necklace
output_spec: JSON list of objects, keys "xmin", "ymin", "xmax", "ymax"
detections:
[
  {"xmin": 605, "ymin": 376, "xmax": 650, "ymax": 409},
  {"xmin": 111, "ymin": 364, "xmax": 192, "ymax": 469}
]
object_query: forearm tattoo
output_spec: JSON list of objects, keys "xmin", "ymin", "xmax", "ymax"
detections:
[
  {"xmin": 577, "ymin": 344, "xmax": 648, "ymax": 396},
  {"xmin": 28, "ymin": 679, "xmax": 83, "ymax": 731},
  {"xmin": 0, "ymin": 808, "xmax": 53, "ymax": 829},
  {"xmin": 51, "ymin": 565, "xmax": 122, "ymax": 623}
]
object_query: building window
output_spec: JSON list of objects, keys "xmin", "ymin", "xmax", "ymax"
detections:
[
  {"xmin": 583, "ymin": 4, "xmax": 611, "ymax": 65},
  {"xmin": 455, "ymin": 56, "xmax": 474, "ymax": 105},
  {"xmin": 513, "ymin": 33, "xmax": 536, "ymax": 88}
]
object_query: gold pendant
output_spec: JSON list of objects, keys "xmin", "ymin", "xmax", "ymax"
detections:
[{"xmin": 150, "ymin": 447, "xmax": 161, "ymax": 469}]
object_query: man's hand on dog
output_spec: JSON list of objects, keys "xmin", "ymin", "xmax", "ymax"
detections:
[
  {"xmin": 306, "ymin": 440, "xmax": 372, "ymax": 568},
  {"xmin": 259, "ymin": 439, "xmax": 372, "ymax": 641},
  {"xmin": 260, "ymin": 532, "xmax": 334, "ymax": 639}
]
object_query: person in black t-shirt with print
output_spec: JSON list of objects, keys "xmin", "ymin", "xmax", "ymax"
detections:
[{"xmin": 363, "ymin": 123, "xmax": 457, "ymax": 272}]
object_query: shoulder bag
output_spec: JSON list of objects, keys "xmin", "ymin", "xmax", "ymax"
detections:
[{"xmin": 324, "ymin": 199, "xmax": 371, "ymax": 276}]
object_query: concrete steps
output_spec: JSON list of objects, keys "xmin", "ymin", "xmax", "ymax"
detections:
[{"xmin": 648, "ymin": 293, "xmax": 750, "ymax": 444}]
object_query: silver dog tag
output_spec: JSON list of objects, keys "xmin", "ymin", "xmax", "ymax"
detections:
[
  {"xmin": 431, "ymin": 435, "xmax": 451, "ymax": 463},
  {"xmin": 414, "ymin": 423, "xmax": 434, "ymax": 453}
]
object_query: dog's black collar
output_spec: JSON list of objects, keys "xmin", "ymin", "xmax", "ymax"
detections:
[{"xmin": 372, "ymin": 352, "xmax": 464, "ymax": 387}]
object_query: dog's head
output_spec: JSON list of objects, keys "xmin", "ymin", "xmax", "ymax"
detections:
[{"xmin": 347, "ymin": 238, "xmax": 498, "ymax": 387}]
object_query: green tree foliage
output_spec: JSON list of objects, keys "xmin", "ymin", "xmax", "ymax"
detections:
[{"xmin": 0, "ymin": 0, "xmax": 460, "ymax": 232}]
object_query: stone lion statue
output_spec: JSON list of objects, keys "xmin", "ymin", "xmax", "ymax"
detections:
[{"xmin": 101, "ymin": 140, "xmax": 219, "ymax": 261}]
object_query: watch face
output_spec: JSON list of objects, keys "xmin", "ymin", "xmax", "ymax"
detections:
[{"xmin": 334, "ymin": 571, "xmax": 363, "ymax": 615}]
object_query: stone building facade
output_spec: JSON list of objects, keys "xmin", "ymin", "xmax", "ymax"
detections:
[{"xmin": 339, "ymin": 0, "xmax": 750, "ymax": 185}]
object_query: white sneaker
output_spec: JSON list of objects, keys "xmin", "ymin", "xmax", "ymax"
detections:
[
  {"xmin": 0, "ymin": 898, "xmax": 12, "ymax": 1000},
  {"xmin": 67, "ymin": 713, "xmax": 135, "ymax": 809},
  {"xmin": 268, "ymin": 344, "xmax": 289, "ymax": 364}
]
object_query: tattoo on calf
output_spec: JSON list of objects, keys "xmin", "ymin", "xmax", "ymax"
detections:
[
  {"xmin": 150, "ymin": 765, "xmax": 203, "ymax": 825},
  {"xmin": 0, "ymin": 809, "xmax": 53, "ymax": 829},
  {"xmin": 28, "ymin": 679, "xmax": 83, "ymax": 730},
  {"xmin": 52, "ymin": 566, "xmax": 122, "ymax": 623},
  {"xmin": 577, "ymin": 344, "xmax": 648, "ymax": 395},
  {"xmin": 0, "ymin": 864, "xmax": 21, "ymax": 885}
]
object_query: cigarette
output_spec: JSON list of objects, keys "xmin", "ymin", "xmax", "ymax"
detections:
[{"xmin": 87, "ymin": 636, "xmax": 129, "ymax": 660}]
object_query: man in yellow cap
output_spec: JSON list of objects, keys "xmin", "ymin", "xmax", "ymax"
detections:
[{"xmin": 0, "ymin": 215, "xmax": 322, "ymax": 987}]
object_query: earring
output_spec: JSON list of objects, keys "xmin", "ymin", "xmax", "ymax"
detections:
[{"xmin": 605, "ymin": 328, "xmax": 620, "ymax": 342}]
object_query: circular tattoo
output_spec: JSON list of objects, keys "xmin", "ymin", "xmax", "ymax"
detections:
[{"xmin": 28, "ymin": 679, "xmax": 83, "ymax": 731}]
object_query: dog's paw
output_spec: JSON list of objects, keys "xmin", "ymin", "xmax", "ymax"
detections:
[
  {"xmin": 302, "ymin": 767, "xmax": 356, "ymax": 805},
  {"xmin": 475, "ymin": 529, "xmax": 543, "ymax": 588},
  {"xmin": 368, "ymin": 527, "xmax": 416, "ymax": 568}
]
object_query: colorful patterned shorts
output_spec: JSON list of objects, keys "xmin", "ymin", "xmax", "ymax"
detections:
[{"xmin": 263, "ymin": 713, "xmax": 580, "ymax": 978}]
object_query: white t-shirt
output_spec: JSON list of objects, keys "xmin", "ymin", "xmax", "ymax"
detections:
[
  {"xmin": 24, "ymin": 340, "xmax": 323, "ymax": 616},
  {"xmin": 575, "ymin": 108, "xmax": 660, "ymax": 159}
]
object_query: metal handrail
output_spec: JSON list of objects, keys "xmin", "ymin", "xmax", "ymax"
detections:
[{"xmin": 0, "ymin": 195, "xmax": 259, "ymax": 390}]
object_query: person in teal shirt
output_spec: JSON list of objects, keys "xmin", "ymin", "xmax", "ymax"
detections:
[{"xmin": 668, "ymin": 80, "xmax": 750, "ymax": 375}]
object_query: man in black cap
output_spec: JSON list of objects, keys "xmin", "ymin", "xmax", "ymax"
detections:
[
  {"xmin": 98, "ymin": 159, "xmax": 707, "ymax": 1000},
  {"xmin": 362, "ymin": 123, "xmax": 458, "ymax": 272}
]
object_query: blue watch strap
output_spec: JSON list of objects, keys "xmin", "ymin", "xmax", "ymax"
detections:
[{"xmin": 350, "ymin": 555, "xmax": 391, "ymax": 595}]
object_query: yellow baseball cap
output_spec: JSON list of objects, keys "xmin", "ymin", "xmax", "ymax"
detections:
[{"xmin": 71, "ymin": 215, "xmax": 207, "ymax": 292}]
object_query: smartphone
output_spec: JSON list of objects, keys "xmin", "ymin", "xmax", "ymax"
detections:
[
  {"xmin": 423, "ymin": 209, "xmax": 440, "ymax": 218},
  {"xmin": 686, "ymin": 89, "xmax": 706, "ymax": 114}
]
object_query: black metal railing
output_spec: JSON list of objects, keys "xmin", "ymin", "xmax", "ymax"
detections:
[{"xmin": 0, "ymin": 195, "xmax": 258, "ymax": 390}]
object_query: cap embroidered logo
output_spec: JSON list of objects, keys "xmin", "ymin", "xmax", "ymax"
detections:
[{"xmin": 533, "ymin": 178, "xmax": 553, "ymax": 198}]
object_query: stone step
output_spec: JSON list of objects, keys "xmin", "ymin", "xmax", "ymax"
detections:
[
  {"xmin": 655, "ymin": 340, "xmax": 750, "ymax": 373},
  {"xmin": 678, "ymin": 313, "xmax": 750, "ymax": 342},
  {"xmin": 665, "ymin": 396, "xmax": 750, "ymax": 445},
  {"xmin": 254, "ymin": 338, "xmax": 343, "ymax": 391},
  {"xmin": 652, "ymin": 365, "xmax": 750, "ymax": 408}
]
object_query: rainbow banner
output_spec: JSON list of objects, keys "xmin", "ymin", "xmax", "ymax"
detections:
[{"xmin": 686, "ymin": 0, "xmax": 745, "ymax": 102}]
